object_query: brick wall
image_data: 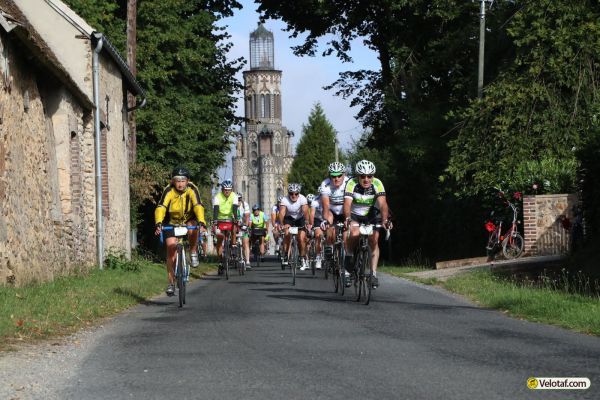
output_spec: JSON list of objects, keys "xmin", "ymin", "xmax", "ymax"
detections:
[{"xmin": 523, "ymin": 194, "xmax": 578, "ymax": 256}]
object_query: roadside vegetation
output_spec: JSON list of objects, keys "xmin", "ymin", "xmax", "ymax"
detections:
[
  {"xmin": 0, "ymin": 253, "xmax": 215, "ymax": 351},
  {"xmin": 383, "ymin": 266, "xmax": 600, "ymax": 336}
]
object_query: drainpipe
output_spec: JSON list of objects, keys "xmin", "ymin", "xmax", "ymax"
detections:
[{"xmin": 92, "ymin": 33, "xmax": 104, "ymax": 269}]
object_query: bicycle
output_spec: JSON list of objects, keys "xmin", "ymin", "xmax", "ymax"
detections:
[
  {"xmin": 215, "ymin": 220, "xmax": 235, "ymax": 280},
  {"xmin": 250, "ymin": 227, "xmax": 267, "ymax": 268},
  {"xmin": 350, "ymin": 223, "xmax": 389, "ymax": 305},
  {"xmin": 485, "ymin": 191, "xmax": 524, "ymax": 260},
  {"xmin": 234, "ymin": 225, "xmax": 247, "ymax": 276},
  {"xmin": 329, "ymin": 222, "xmax": 346, "ymax": 295},
  {"xmin": 306, "ymin": 228, "xmax": 317, "ymax": 276},
  {"xmin": 161, "ymin": 225, "xmax": 198, "ymax": 308},
  {"xmin": 286, "ymin": 226, "xmax": 301, "ymax": 286}
]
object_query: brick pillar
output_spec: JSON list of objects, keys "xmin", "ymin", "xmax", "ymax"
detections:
[{"xmin": 523, "ymin": 195, "xmax": 537, "ymax": 255}]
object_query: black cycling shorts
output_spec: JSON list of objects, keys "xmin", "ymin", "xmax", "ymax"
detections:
[{"xmin": 284, "ymin": 215, "xmax": 306, "ymax": 228}]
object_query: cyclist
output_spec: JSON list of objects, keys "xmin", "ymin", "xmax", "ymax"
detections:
[
  {"xmin": 343, "ymin": 160, "xmax": 391, "ymax": 288},
  {"xmin": 237, "ymin": 192, "xmax": 252, "ymax": 269},
  {"xmin": 249, "ymin": 204, "xmax": 269, "ymax": 262},
  {"xmin": 319, "ymin": 161, "xmax": 350, "ymax": 269},
  {"xmin": 212, "ymin": 180, "xmax": 239, "ymax": 274},
  {"xmin": 271, "ymin": 196, "xmax": 283, "ymax": 256},
  {"xmin": 278, "ymin": 183, "xmax": 310, "ymax": 270},
  {"xmin": 154, "ymin": 167, "xmax": 206, "ymax": 296},
  {"xmin": 306, "ymin": 193, "xmax": 323, "ymax": 270}
]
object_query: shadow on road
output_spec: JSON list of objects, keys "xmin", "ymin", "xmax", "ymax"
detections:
[{"xmin": 113, "ymin": 288, "xmax": 171, "ymax": 306}]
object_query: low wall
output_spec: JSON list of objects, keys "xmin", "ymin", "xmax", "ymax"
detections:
[{"xmin": 523, "ymin": 194, "xmax": 578, "ymax": 256}]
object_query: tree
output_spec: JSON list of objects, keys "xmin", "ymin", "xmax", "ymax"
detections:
[
  {"xmin": 445, "ymin": 0, "xmax": 600, "ymax": 197},
  {"xmin": 288, "ymin": 103, "xmax": 340, "ymax": 194}
]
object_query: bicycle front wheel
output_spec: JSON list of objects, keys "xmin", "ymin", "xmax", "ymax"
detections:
[
  {"xmin": 223, "ymin": 238, "xmax": 230, "ymax": 280},
  {"xmin": 176, "ymin": 248, "xmax": 185, "ymax": 308},
  {"xmin": 290, "ymin": 237, "xmax": 298, "ymax": 286},
  {"xmin": 502, "ymin": 233, "xmax": 524, "ymax": 259},
  {"xmin": 362, "ymin": 248, "xmax": 372, "ymax": 305},
  {"xmin": 354, "ymin": 251, "xmax": 363, "ymax": 302}
]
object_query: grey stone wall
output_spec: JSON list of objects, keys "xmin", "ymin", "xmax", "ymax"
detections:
[{"xmin": 0, "ymin": 33, "xmax": 131, "ymax": 286}]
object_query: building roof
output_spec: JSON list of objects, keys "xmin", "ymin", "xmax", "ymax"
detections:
[{"xmin": 250, "ymin": 23, "xmax": 273, "ymax": 39}]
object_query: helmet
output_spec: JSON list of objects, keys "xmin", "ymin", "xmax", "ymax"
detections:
[
  {"xmin": 252, "ymin": 204, "xmax": 260, "ymax": 211},
  {"xmin": 171, "ymin": 166, "xmax": 190, "ymax": 179},
  {"xmin": 355, "ymin": 160, "xmax": 376, "ymax": 175},
  {"xmin": 328, "ymin": 162, "xmax": 346, "ymax": 176},
  {"xmin": 277, "ymin": 196, "xmax": 283, "ymax": 203},
  {"xmin": 288, "ymin": 183, "xmax": 302, "ymax": 193},
  {"xmin": 307, "ymin": 193, "xmax": 315, "ymax": 202},
  {"xmin": 221, "ymin": 179, "xmax": 233, "ymax": 189}
]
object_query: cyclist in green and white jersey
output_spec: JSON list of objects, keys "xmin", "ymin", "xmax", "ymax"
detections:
[
  {"xmin": 343, "ymin": 160, "xmax": 391, "ymax": 288},
  {"xmin": 212, "ymin": 180, "xmax": 239, "ymax": 274}
]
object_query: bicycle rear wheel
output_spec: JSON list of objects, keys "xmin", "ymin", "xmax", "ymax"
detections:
[
  {"xmin": 332, "ymin": 245, "xmax": 340, "ymax": 293},
  {"xmin": 502, "ymin": 233, "xmax": 524, "ymax": 259},
  {"xmin": 176, "ymin": 248, "xmax": 185, "ymax": 308}
]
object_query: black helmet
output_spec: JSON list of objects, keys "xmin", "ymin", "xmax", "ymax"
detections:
[
  {"xmin": 171, "ymin": 166, "xmax": 190, "ymax": 179},
  {"xmin": 252, "ymin": 204, "xmax": 260, "ymax": 211}
]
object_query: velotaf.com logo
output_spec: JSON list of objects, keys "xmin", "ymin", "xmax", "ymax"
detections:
[{"xmin": 527, "ymin": 377, "xmax": 591, "ymax": 390}]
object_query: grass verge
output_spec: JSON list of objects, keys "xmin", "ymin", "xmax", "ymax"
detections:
[
  {"xmin": 380, "ymin": 265, "xmax": 600, "ymax": 335},
  {"xmin": 0, "ymin": 255, "xmax": 216, "ymax": 351},
  {"xmin": 443, "ymin": 270, "xmax": 600, "ymax": 336}
]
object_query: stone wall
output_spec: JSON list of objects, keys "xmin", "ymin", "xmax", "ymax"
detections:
[
  {"xmin": 523, "ymin": 194, "xmax": 578, "ymax": 256},
  {"xmin": 0, "ymin": 32, "xmax": 131, "ymax": 286}
]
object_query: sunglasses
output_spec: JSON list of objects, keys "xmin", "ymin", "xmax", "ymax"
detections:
[
  {"xmin": 289, "ymin": 192, "xmax": 299, "ymax": 196},
  {"xmin": 359, "ymin": 174, "xmax": 373, "ymax": 179},
  {"xmin": 330, "ymin": 174, "xmax": 343, "ymax": 179}
]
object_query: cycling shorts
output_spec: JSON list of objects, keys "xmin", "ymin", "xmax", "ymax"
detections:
[{"xmin": 284, "ymin": 215, "xmax": 306, "ymax": 228}]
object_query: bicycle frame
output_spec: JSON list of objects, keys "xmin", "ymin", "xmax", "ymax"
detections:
[
  {"xmin": 288, "ymin": 226, "xmax": 300, "ymax": 286},
  {"xmin": 161, "ymin": 225, "xmax": 198, "ymax": 307},
  {"xmin": 485, "ymin": 195, "xmax": 523, "ymax": 260}
]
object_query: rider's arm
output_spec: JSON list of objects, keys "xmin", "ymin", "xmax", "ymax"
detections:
[
  {"xmin": 321, "ymin": 195, "xmax": 331, "ymax": 222},
  {"xmin": 212, "ymin": 205, "xmax": 220, "ymax": 222},
  {"xmin": 308, "ymin": 205, "xmax": 315, "ymax": 225},
  {"xmin": 302, "ymin": 204, "xmax": 310, "ymax": 225},
  {"xmin": 271, "ymin": 211, "xmax": 277, "ymax": 227},
  {"xmin": 343, "ymin": 196, "xmax": 353, "ymax": 221},
  {"xmin": 188, "ymin": 186, "xmax": 206, "ymax": 226},
  {"xmin": 376, "ymin": 195, "xmax": 389, "ymax": 224},
  {"xmin": 278, "ymin": 205, "xmax": 287, "ymax": 226},
  {"xmin": 154, "ymin": 185, "xmax": 172, "ymax": 226}
]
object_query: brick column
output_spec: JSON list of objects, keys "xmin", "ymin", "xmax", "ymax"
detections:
[{"xmin": 523, "ymin": 195, "xmax": 537, "ymax": 255}]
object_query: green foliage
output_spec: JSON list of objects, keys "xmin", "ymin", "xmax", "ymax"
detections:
[
  {"xmin": 446, "ymin": 0, "xmax": 600, "ymax": 197},
  {"xmin": 288, "ymin": 103, "xmax": 340, "ymax": 193},
  {"xmin": 578, "ymin": 127, "xmax": 600, "ymax": 241},
  {"xmin": 104, "ymin": 250, "xmax": 142, "ymax": 272},
  {"xmin": 512, "ymin": 157, "xmax": 578, "ymax": 195}
]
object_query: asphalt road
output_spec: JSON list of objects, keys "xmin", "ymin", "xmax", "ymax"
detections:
[{"xmin": 32, "ymin": 258, "xmax": 600, "ymax": 399}]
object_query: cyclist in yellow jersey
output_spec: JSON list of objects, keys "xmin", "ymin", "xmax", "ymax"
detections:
[
  {"xmin": 154, "ymin": 167, "xmax": 206, "ymax": 296},
  {"xmin": 211, "ymin": 180, "xmax": 239, "ymax": 273},
  {"xmin": 249, "ymin": 204, "xmax": 269, "ymax": 260}
]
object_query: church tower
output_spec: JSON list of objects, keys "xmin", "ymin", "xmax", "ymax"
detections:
[{"xmin": 232, "ymin": 24, "xmax": 294, "ymax": 209}]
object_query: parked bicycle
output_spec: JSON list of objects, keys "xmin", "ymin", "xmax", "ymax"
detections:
[
  {"xmin": 161, "ymin": 225, "xmax": 198, "ymax": 307},
  {"xmin": 485, "ymin": 190, "xmax": 524, "ymax": 260}
]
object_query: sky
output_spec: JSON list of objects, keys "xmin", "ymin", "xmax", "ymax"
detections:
[{"xmin": 216, "ymin": 0, "xmax": 380, "ymax": 179}]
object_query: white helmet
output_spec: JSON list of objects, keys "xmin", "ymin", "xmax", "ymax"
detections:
[
  {"xmin": 328, "ymin": 162, "xmax": 346, "ymax": 176},
  {"xmin": 288, "ymin": 183, "xmax": 302, "ymax": 193},
  {"xmin": 355, "ymin": 160, "xmax": 376, "ymax": 175},
  {"xmin": 221, "ymin": 179, "xmax": 233, "ymax": 189},
  {"xmin": 307, "ymin": 193, "xmax": 316, "ymax": 202},
  {"xmin": 277, "ymin": 195, "xmax": 283, "ymax": 203}
]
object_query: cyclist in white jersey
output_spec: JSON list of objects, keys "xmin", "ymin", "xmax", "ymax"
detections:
[
  {"xmin": 278, "ymin": 183, "xmax": 310, "ymax": 269},
  {"xmin": 319, "ymin": 162, "xmax": 350, "ymax": 263},
  {"xmin": 343, "ymin": 160, "xmax": 391, "ymax": 288},
  {"xmin": 307, "ymin": 193, "xmax": 324, "ymax": 269}
]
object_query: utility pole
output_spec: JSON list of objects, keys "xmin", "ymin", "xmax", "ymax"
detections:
[
  {"xmin": 477, "ymin": 0, "xmax": 493, "ymax": 99},
  {"xmin": 127, "ymin": 0, "xmax": 137, "ymax": 163},
  {"xmin": 334, "ymin": 138, "xmax": 339, "ymax": 162}
]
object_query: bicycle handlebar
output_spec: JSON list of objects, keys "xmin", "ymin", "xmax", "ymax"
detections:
[{"xmin": 159, "ymin": 225, "xmax": 198, "ymax": 244}]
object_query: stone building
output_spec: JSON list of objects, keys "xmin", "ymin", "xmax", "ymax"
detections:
[
  {"xmin": 232, "ymin": 24, "xmax": 294, "ymax": 209},
  {"xmin": 0, "ymin": 0, "xmax": 144, "ymax": 285}
]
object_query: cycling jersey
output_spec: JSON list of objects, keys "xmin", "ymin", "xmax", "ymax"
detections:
[
  {"xmin": 280, "ymin": 194, "xmax": 307, "ymax": 220},
  {"xmin": 319, "ymin": 176, "xmax": 349, "ymax": 215},
  {"xmin": 213, "ymin": 191, "xmax": 238, "ymax": 220},
  {"xmin": 309, "ymin": 197, "xmax": 323, "ymax": 220},
  {"xmin": 238, "ymin": 201, "xmax": 250, "ymax": 222},
  {"xmin": 250, "ymin": 211, "xmax": 267, "ymax": 229},
  {"xmin": 155, "ymin": 182, "xmax": 206, "ymax": 225},
  {"xmin": 344, "ymin": 177, "xmax": 386, "ymax": 217}
]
